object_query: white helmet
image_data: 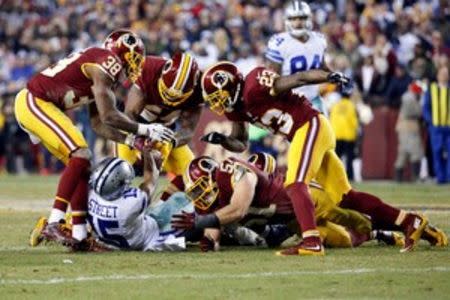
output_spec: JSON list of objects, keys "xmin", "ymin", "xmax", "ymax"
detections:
[{"xmin": 284, "ymin": 1, "xmax": 312, "ymax": 38}]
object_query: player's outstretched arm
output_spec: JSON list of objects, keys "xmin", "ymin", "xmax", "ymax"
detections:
[
  {"xmin": 176, "ymin": 106, "xmax": 202, "ymax": 147},
  {"xmin": 271, "ymin": 69, "xmax": 330, "ymax": 95},
  {"xmin": 87, "ymin": 65, "xmax": 140, "ymax": 133},
  {"xmin": 214, "ymin": 170, "xmax": 257, "ymax": 225},
  {"xmin": 124, "ymin": 85, "xmax": 146, "ymax": 120},
  {"xmin": 88, "ymin": 102, "xmax": 128, "ymax": 143},
  {"xmin": 201, "ymin": 122, "xmax": 249, "ymax": 153},
  {"xmin": 139, "ymin": 150, "xmax": 162, "ymax": 198}
]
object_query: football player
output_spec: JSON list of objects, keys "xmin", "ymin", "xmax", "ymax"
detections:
[
  {"xmin": 24, "ymin": 29, "xmax": 175, "ymax": 248},
  {"xmin": 116, "ymin": 52, "xmax": 203, "ymax": 201},
  {"xmin": 172, "ymin": 153, "xmax": 447, "ymax": 251},
  {"xmin": 200, "ymin": 61, "xmax": 430, "ymax": 255},
  {"xmin": 265, "ymin": 1, "xmax": 330, "ymax": 113},
  {"xmin": 86, "ymin": 152, "xmax": 185, "ymax": 252},
  {"xmin": 171, "ymin": 155, "xmax": 372, "ymax": 251}
]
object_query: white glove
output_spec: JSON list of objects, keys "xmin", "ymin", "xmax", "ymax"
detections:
[{"xmin": 137, "ymin": 123, "xmax": 176, "ymax": 144}]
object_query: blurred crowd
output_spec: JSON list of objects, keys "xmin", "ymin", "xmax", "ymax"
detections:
[{"xmin": 0, "ymin": 0, "xmax": 449, "ymax": 182}]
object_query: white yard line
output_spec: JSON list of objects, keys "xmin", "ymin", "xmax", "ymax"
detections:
[{"xmin": 1, "ymin": 267, "xmax": 449, "ymax": 286}]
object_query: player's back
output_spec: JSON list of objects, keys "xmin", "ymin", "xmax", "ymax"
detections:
[
  {"xmin": 87, "ymin": 187, "xmax": 158, "ymax": 250},
  {"xmin": 266, "ymin": 31, "xmax": 327, "ymax": 99},
  {"xmin": 236, "ymin": 67, "xmax": 318, "ymax": 141},
  {"xmin": 27, "ymin": 47, "xmax": 123, "ymax": 111}
]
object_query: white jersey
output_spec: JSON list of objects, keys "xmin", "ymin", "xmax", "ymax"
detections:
[
  {"xmin": 88, "ymin": 187, "xmax": 185, "ymax": 251},
  {"xmin": 266, "ymin": 31, "xmax": 327, "ymax": 100}
]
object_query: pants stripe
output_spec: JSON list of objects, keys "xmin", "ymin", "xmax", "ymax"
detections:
[
  {"xmin": 297, "ymin": 116, "xmax": 319, "ymax": 182},
  {"xmin": 26, "ymin": 92, "xmax": 77, "ymax": 151}
]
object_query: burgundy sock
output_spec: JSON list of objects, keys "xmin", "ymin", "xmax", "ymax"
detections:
[
  {"xmin": 285, "ymin": 182, "xmax": 319, "ymax": 237},
  {"xmin": 340, "ymin": 189, "xmax": 401, "ymax": 230},
  {"xmin": 160, "ymin": 175, "xmax": 185, "ymax": 201},
  {"xmin": 71, "ymin": 172, "xmax": 89, "ymax": 225},
  {"xmin": 53, "ymin": 157, "xmax": 90, "ymax": 213}
]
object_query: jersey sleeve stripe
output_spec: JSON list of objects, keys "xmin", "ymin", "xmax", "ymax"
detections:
[
  {"xmin": 265, "ymin": 53, "xmax": 284, "ymax": 63},
  {"xmin": 83, "ymin": 63, "xmax": 116, "ymax": 81},
  {"xmin": 266, "ymin": 48, "xmax": 282, "ymax": 56}
]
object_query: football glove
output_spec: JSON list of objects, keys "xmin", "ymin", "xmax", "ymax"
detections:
[
  {"xmin": 137, "ymin": 123, "xmax": 176, "ymax": 145},
  {"xmin": 171, "ymin": 212, "xmax": 220, "ymax": 230},
  {"xmin": 200, "ymin": 132, "xmax": 226, "ymax": 144}
]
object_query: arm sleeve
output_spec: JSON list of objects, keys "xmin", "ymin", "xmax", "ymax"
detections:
[{"xmin": 265, "ymin": 35, "xmax": 284, "ymax": 64}]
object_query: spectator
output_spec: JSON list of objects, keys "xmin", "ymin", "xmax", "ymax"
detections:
[
  {"xmin": 329, "ymin": 91, "xmax": 359, "ymax": 181},
  {"xmin": 394, "ymin": 82, "xmax": 424, "ymax": 182},
  {"xmin": 384, "ymin": 64, "xmax": 413, "ymax": 109},
  {"xmin": 422, "ymin": 66, "xmax": 450, "ymax": 184},
  {"xmin": 354, "ymin": 55, "xmax": 387, "ymax": 107}
]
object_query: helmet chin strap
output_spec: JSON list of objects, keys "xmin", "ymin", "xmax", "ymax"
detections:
[{"xmin": 225, "ymin": 82, "xmax": 242, "ymax": 112}]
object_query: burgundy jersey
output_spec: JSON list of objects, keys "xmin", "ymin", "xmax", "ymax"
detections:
[
  {"xmin": 196, "ymin": 157, "xmax": 293, "ymax": 220},
  {"xmin": 134, "ymin": 56, "xmax": 203, "ymax": 126},
  {"xmin": 27, "ymin": 47, "xmax": 124, "ymax": 110},
  {"xmin": 225, "ymin": 67, "xmax": 319, "ymax": 141}
]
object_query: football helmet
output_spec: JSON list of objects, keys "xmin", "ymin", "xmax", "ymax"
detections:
[
  {"xmin": 284, "ymin": 1, "xmax": 312, "ymax": 38},
  {"xmin": 201, "ymin": 61, "xmax": 243, "ymax": 115},
  {"xmin": 248, "ymin": 152, "xmax": 277, "ymax": 174},
  {"xmin": 103, "ymin": 29, "xmax": 145, "ymax": 82},
  {"xmin": 89, "ymin": 157, "xmax": 135, "ymax": 201},
  {"xmin": 183, "ymin": 156, "xmax": 219, "ymax": 210},
  {"xmin": 158, "ymin": 52, "xmax": 200, "ymax": 107}
]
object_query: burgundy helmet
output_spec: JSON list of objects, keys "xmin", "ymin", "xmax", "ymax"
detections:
[
  {"xmin": 158, "ymin": 52, "xmax": 200, "ymax": 107},
  {"xmin": 201, "ymin": 61, "xmax": 243, "ymax": 115},
  {"xmin": 248, "ymin": 152, "xmax": 277, "ymax": 174},
  {"xmin": 103, "ymin": 29, "xmax": 145, "ymax": 82},
  {"xmin": 183, "ymin": 156, "xmax": 219, "ymax": 210}
]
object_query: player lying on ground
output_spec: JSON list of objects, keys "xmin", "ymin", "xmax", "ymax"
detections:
[
  {"xmin": 199, "ymin": 61, "xmax": 432, "ymax": 255},
  {"xmin": 86, "ymin": 151, "xmax": 185, "ymax": 251},
  {"xmin": 116, "ymin": 52, "xmax": 203, "ymax": 200},
  {"xmin": 172, "ymin": 153, "xmax": 447, "ymax": 252},
  {"xmin": 26, "ymin": 29, "xmax": 175, "ymax": 249}
]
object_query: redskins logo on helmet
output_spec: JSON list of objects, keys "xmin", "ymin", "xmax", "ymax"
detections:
[
  {"xmin": 201, "ymin": 61, "xmax": 243, "ymax": 115},
  {"xmin": 157, "ymin": 52, "xmax": 200, "ymax": 107},
  {"xmin": 183, "ymin": 156, "xmax": 219, "ymax": 210},
  {"xmin": 103, "ymin": 29, "xmax": 145, "ymax": 82},
  {"xmin": 248, "ymin": 152, "xmax": 277, "ymax": 174}
]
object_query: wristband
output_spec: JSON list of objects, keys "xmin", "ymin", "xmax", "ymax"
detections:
[
  {"xmin": 195, "ymin": 213, "xmax": 221, "ymax": 229},
  {"xmin": 124, "ymin": 133, "xmax": 136, "ymax": 147},
  {"xmin": 137, "ymin": 123, "xmax": 147, "ymax": 136}
]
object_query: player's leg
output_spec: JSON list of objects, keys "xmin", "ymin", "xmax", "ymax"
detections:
[
  {"xmin": 311, "ymin": 184, "xmax": 371, "ymax": 234},
  {"xmin": 278, "ymin": 115, "xmax": 334, "ymax": 256},
  {"xmin": 15, "ymin": 90, "xmax": 90, "ymax": 243},
  {"xmin": 160, "ymin": 145, "xmax": 194, "ymax": 200},
  {"xmin": 316, "ymin": 148, "xmax": 428, "ymax": 252},
  {"xmin": 317, "ymin": 221, "xmax": 353, "ymax": 248}
]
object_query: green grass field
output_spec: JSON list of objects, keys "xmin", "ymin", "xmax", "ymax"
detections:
[{"xmin": 0, "ymin": 175, "xmax": 449, "ymax": 299}]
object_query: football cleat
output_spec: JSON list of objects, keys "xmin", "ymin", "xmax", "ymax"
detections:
[
  {"xmin": 421, "ymin": 225, "xmax": 448, "ymax": 247},
  {"xmin": 275, "ymin": 238, "xmax": 325, "ymax": 256},
  {"xmin": 400, "ymin": 213, "xmax": 428, "ymax": 253},
  {"xmin": 29, "ymin": 217, "xmax": 48, "ymax": 247},
  {"xmin": 375, "ymin": 230, "xmax": 405, "ymax": 247},
  {"xmin": 41, "ymin": 222, "xmax": 73, "ymax": 246}
]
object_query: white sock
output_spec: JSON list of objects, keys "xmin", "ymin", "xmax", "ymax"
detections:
[
  {"xmin": 48, "ymin": 209, "xmax": 65, "ymax": 223},
  {"xmin": 72, "ymin": 224, "xmax": 87, "ymax": 241}
]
